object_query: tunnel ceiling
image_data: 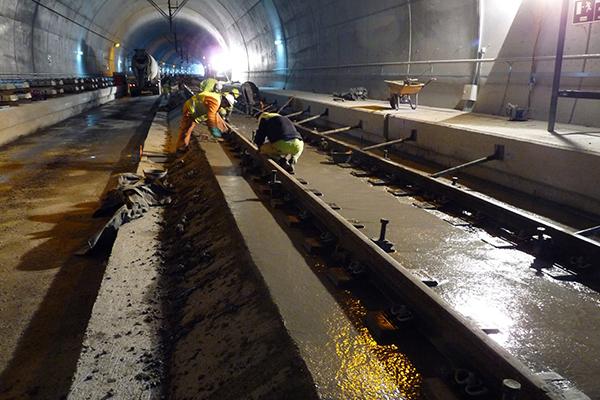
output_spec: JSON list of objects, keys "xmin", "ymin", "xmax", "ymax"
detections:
[{"xmin": 1, "ymin": 0, "xmax": 598, "ymax": 127}]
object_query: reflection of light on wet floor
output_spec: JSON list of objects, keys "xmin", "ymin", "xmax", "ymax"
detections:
[
  {"xmin": 311, "ymin": 297, "xmax": 421, "ymax": 400},
  {"xmin": 85, "ymin": 114, "xmax": 98, "ymax": 127}
]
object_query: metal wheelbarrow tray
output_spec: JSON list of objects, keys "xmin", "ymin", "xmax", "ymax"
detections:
[{"xmin": 386, "ymin": 78, "xmax": 435, "ymax": 110}]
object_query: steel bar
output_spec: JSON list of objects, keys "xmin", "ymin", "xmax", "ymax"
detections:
[
  {"xmin": 362, "ymin": 133, "xmax": 416, "ymax": 151},
  {"xmin": 548, "ymin": 0, "xmax": 570, "ymax": 133},
  {"xmin": 283, "ymin": 109, "xmax": 307, "ymax": 118},
  {"xmin": 558, "ymin": 90, "xmax": 600, "ymax": 100},
  {"xmin": 430, "ymin": 147, "xmax": 503, "ymax": 179},
  {"xmin": 576, "ymin": 225, "xmax": 600, "ymax": 237},
  {"xmin": 292, "ymin": 123, "xmax": 600, "ymax": 268},
  {"xmin": 145, "ymin": 0, "xmax": 170, "ymax": 20},
  {"xmin": 317, "ymin": 125, "xmax": 357, "ymax": 135},
  {"xmin": 224, "ymin": 125, "xmax": 560, "ymax": 400},
  {"xmin": 277, "ymin": 96, "xmax": 295, "ymax": 113},
  {"xmin": 171, "ymin": 0, "xmax": 192, "ymax": 18},
  {"xmin": 296, "ymin": 109, "xmax": 329, "ymax": 125}
]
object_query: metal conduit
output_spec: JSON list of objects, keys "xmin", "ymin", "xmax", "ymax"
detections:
[{"xmin": 247, "ymin": 53, "xmax": 600, "ymax": 74}]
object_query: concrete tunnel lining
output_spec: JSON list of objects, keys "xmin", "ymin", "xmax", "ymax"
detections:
[{"xmin": 2, "ymin": 0, "xmax": 599, "ymax": 126}]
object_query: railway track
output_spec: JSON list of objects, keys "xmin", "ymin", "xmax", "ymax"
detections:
[
  {"xmin": 223, "ymin": 121, "xmax": 570, "ymax": 400},
  {"xmin": 251, "ymin": 99, "xmax": 600, "ymax": 272}
]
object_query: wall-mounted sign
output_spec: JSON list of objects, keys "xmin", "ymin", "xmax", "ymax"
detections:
[{"xmin": 573, "ymin": 0, "xmax": 598, "ymax": 23}]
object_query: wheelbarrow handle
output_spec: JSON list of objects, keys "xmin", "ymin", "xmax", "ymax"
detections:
[{"xmin": 423, "ymin": 78, "xmax": 437, "ymax": 87}]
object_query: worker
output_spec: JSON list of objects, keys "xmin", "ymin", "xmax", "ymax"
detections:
[
  {"xmin": 240, "ymin": 81, "xmax": 259, "ymax": 115},
  {"xmin": 177, "ymin": 90, "xmax": 229, "ymax": 151},
  {"xmin": 219, "ymin": 88, "xmax": 240, "ymax": 121},
  {"xmin": 254, "ymin": 113, "xmax": 304, "ymax": 173},
  {"xmin": 199, "ymin": 78, "xmax": 219, "ymax": 93}
]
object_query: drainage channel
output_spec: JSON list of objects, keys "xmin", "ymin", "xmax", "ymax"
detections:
[{"xmin": 223, "ymin": 121, "xmax": 568, "ymax": 400}]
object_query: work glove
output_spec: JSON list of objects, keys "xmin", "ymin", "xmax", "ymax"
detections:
[{"xmin": 210, "ymin": 127, "xmax": 223, "ymax": 138}]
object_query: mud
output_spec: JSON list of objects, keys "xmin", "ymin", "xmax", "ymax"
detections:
[{"xmin": 157, "ymin": 145, "xmax": 319, "ymax": 399}]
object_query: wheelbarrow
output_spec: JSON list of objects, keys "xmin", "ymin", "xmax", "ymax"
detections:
[{"xmin": 385, "ymin": 78, "xmax": 436, "ymax": 110}]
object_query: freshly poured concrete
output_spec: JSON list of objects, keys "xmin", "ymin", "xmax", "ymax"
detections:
[
  {"xmin": 193, "ymin": 128, "xmax": 423, "ymax": 398},
  {"xmin": 263, "ymin": 89, "xmax": 600, "ymax": 217},
  {"xmin": 0, "ymin": 96, "xmax": 157, "ymax": 399},
  {"xmin": 231, "ymin": 113, "xmax": 600, "ymax": 399}
]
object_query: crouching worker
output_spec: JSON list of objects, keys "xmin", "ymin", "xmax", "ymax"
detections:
[
  {"xmin": 254, "ymin": 113, "xmax": 304, "ymax": 174},
  {"xmin": 177, "ymin": 91, "xmax": 229, "ymax": 151}
]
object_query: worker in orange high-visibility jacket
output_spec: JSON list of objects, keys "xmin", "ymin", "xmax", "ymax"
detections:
[{"xmin": 177, "ymin": 91, "xmax": 228, "ymax": 151}]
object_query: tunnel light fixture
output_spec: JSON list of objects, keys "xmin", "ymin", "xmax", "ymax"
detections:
[
  {"xmin": 114, "ymin": 42, "xmax": 121, "ymax": 48},
  {"xmin": 274, "ymin": 39, "xmax": 283, "ymax": 46}
]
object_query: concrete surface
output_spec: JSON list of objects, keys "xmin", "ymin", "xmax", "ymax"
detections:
[
  {"xmin": 69, "ymin": 94, "xmax": 320, "ymax": 399},
  {"xmin": 68, "ymin": 97, "xmax": 170, "ymax": 399},
  {"xmin": 0, "ymin": 95, "xmax": 157, "ymax": 399},
  {"xmin": 263, "ymin": 89, "xmax": 600, "ymax": 217},
  {"xmin": 200, "ymin": 137, "xmax": 423, "ymax": 400},
  {"xmin": 0, "ymin": 88, "xmax": 117, "ymax": 147},
  {"xmin": 229, "ymin": 112, "xmax": 600, "ymax": 399}
]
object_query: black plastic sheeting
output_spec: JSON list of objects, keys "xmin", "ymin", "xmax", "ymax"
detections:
[{"xmin": 79, "ymin": 170, "xmax": 172, "ymax": 254}]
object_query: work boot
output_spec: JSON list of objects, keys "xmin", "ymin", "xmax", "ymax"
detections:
[{"xmin": 286, "ymin": 159, "xmax": 296, "ymax": 175}]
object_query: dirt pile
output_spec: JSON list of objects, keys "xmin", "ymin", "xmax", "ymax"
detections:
[{"xmin": 158, "ymin": 144, "xmax": 318, "ymax": 400}]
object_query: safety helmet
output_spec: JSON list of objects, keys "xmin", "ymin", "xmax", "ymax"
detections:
[
  {"xmin": 231, "ymin": 88, "xmax": 240, "ymax": 98},
  {"xmin": 215, "ymin": 81, "xmax": 224, "ymax": 92},
  {"xmin": 223, "ymin": 93, "xmax": 236, "ymax": 106}
]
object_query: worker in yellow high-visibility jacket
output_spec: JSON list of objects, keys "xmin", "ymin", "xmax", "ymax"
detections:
[{"xmin": 177, "ymin": 91, "xmax": 228, "ymax": 151}]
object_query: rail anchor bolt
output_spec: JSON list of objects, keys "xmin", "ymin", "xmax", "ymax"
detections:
[
  {"xmin": 372, "ymin": 218, "xmax": 396, "ymax": 253},
  {"xmin": 501, "ymin": 379, "xmax": 521, "ymax": 400},
  {"xmin": 383, "ymin": 150, "xmax": 390, "ymax": 159},
  {"xmin": 452, "ymin": 176, "xmax": 459, "ymax": 186}
]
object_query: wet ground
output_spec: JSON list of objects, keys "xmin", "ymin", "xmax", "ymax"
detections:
[
  {"xmin": 0, "ymin": 96, "xmax": 158, "ymax": 399},
  {"xmin": 229, "ymin": 112, "xmax": 600, "ymax": 399}
]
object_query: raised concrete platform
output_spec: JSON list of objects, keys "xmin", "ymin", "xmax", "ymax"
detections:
[
  {"xmin": 0, "ymin": 87, "xmax": 117, "ymax": 147},
  {"xmin": 262, "ymin": 89, "xmax": 600, "ymax": 217}
]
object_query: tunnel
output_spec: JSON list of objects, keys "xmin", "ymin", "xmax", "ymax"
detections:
[{"xmin": 1, "ymin": 1, "xmax": 599, "ymax": 399}]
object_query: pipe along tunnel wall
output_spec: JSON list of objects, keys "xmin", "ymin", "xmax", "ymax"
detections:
[{"xmin": 1, "ymin": 0, "xmax": 599, "ymax": 126}]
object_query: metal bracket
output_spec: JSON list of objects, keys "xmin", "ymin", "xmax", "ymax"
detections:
[
  {"xmin": 296, "ymin": 108, "xmax": 329, "ymax": 125},
  {"xmin": 430, "ymin": 144, "xmax": 505, "ymax": 179},
  {"xmin": 317, "ymin": 120, "xmax": 363, "ymax": 135},
  {"xmin": 284, "ymin": 106, "xmax": 310, "ymax": 119},
  {"xmin": 277, "ymin": 96, "xmax": 295, "ymax": 113},
  {"xmin": 362, "ymin": 129, "xmax": 417, "ymax": 151}
]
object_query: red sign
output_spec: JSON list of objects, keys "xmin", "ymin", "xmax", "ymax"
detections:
[{"xmin": 573, "ymin": 0, "xmax": 596, "ymax": 23}]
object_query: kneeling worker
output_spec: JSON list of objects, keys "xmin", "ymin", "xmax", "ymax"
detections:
[
  {"xmin": 177, "ymin": 91, "xmax": 229, "ymax": 151},
  {"xmin": 254, "ymin": 113, "xmax": 304, "ymax": 173}
]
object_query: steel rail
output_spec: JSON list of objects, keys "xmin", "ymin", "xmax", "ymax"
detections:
[
  {"xmin": 224, "ymin": 124, "xmax": 561, "ymax": 400},
  {"xmin": 290, "ymin": 120, "xmax": 600, "ymax": 269}
]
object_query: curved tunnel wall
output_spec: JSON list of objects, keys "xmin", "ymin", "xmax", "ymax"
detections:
[{"xmin": 0, "ymin": 0, "xmax": 598, "ymax": 126}]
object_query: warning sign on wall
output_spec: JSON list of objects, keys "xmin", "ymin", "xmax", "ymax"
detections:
[{"xmin": 573, "ymin": 0, "xmax": 598, "ymax": 23}]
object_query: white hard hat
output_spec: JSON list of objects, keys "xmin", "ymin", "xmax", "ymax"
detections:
[
  {"xmin": 215, "ymin": 81, "xmax": 224, "ymax": 91},
  {"xmin": 224, "ymin": 93, "xmax": 236, "ymax": 106}
]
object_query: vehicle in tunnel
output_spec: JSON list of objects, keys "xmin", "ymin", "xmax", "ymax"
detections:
[{"xmin": 130, "ymin": 49, "xmax": 160, "ymax": 96}]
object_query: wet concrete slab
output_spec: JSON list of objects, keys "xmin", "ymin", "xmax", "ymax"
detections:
[
  {"xmin": 0, "ymin": 96, "xmax": 158, "ymax": 399},
  {"xmin": 230, "ymin": 113, "xmax": 600, "ymax": 399},
  {"xmin": 200, "ymin": 134, "xmax": 422, "ymax": 399}
]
